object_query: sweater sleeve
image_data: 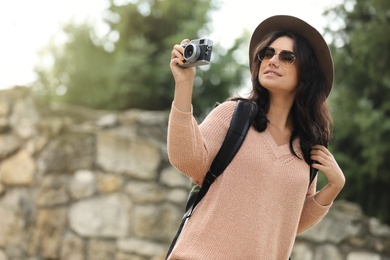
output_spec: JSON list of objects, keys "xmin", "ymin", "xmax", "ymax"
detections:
[
  {"xmin": 167, "ymin": 101, "xmax": 236, "ymax": 186},
  {"xmin": 296, "ymin": 177, "xmax": 333, "ymax": 234}
]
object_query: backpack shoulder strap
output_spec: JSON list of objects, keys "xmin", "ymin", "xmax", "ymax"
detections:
[
  {"xmin": 309, "ymin": 167, "xmax": 318, "ymax": 186},
  {"xmin": 184, "ymin": 100, "xmax": 257, "ymax": 218},
  {"xmin": 208, "ymin": 100, "xmax": 257, "ymax": 179}
]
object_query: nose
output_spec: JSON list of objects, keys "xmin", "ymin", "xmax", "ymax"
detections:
[{"xmin": 268, "ymin": 53, "xmax": 280, "ymax": 67}]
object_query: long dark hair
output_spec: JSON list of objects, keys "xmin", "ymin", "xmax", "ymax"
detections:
[{"xmin": 234, "ymin": 31, "xmax": 332, "ymax": 165}]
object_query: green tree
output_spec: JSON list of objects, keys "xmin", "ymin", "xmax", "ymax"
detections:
[
  {"xmin": 35, "ymin": 24, "xmax": 116, "ymax": 107},
  {"xmin": 324, "ymin": 0, "xmax": 390, "ymax": 224},
  {"xmin": 34, "ymin": 0, "xmax": 248, "ymax": 117}
]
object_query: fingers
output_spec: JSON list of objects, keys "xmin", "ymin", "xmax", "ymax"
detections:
[
  {"xmin": 310, "ymin": 145, "xmax": 332, "ymax": 170},
  {"xmin": 170, "ymin": 39, "xmax": 190, "ymax": 66},
  {"xmin": 180, "ymin": 39, "xmax": 190, "ymax": 45},
  {"xmin": 170, "ymin": 45, "xmax": 184, "ymax": 66},
  {"xmin": 169, "ymin": 39, "xmax": 196, "ymax": 84},
  {"xmin": 311, "ymin": 145, "xmax": 331, "ymax": 156},
  {"xmin": 170, "ymin": 50, "xmax": 184, "ymax": 67},
  {"xmin": 310, "ymin": 145, "xmax": 345, "ymax": 189},
  {"xmin": 311, "ymin": 150, "xmax": 328, "ymax": 165}
]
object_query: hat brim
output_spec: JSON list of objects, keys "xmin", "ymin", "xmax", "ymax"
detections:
[{"xmin": 249, "ymin": 15, "xmax": 334, "ymax": 96}]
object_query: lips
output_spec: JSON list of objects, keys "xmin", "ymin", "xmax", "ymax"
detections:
[{"xmin": 264, "ymin": 69, "xmax": 281, "ymax": 76}]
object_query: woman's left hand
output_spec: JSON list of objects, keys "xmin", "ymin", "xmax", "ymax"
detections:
[{"xmin": 310, "ymin": 145, "xmax": 345, "ymax": 190}]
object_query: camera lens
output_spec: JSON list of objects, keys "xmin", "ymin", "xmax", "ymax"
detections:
[{"xmin": 183, "ymin": 43, "xmax": 200, "ymax": 63}]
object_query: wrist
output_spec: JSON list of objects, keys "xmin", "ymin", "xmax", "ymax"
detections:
[
  {"xmin": 327, "ymin": 182, "xmax": 344, "ymax": 192},
  {"xmin": 175, "ymin": 78, "xmax": 194, "ymax": 88}
]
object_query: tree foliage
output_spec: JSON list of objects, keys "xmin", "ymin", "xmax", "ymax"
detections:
[
  {"xmin": 324, "ymin": 0, "xmax": 390, "ymax": 224},
  {"xmin": 34, "ymin": 0, "xmax": 248, "ymax": 117}
]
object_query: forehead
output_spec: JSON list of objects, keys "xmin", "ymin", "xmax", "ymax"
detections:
[{"xmin": 269, "ymin": 36, "xmax": 294, "ymax": 51}]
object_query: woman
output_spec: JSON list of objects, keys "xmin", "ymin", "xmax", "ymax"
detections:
[{"xmin": 167, "ymin": 15, "xmax": 345, "ymax": 259}]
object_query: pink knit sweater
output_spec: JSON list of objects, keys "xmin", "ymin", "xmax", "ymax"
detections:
[{"xmin": 167, "ymin": 101, "xmax": 331, "ymax": 260}]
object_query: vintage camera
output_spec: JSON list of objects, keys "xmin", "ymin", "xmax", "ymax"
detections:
[{"xmin": 180, "ymin": 38, "xmax": 213, "ymax": 67}]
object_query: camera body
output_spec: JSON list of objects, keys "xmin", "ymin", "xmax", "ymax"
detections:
[{"xmin": 180, "ymin": 38, "xmax": 213, "ymax": 67}]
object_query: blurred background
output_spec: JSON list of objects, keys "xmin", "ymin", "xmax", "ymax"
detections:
[{"xmin": 0, "ymin": 0, "xmax": 389, "ymax": 259}]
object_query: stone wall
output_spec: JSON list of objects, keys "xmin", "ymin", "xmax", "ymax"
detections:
[{"xmin": 0, "ymin": 87, "xmax": 389, "ymax": 260}]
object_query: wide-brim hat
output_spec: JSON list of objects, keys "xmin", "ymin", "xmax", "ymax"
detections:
[{"xmin": 249, "ymin": 15, "xmax": 334, "ymax": 96}]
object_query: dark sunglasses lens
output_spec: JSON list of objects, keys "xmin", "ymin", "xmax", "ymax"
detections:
[
  {"xmin": 280, "ymin": 51, "xmax": 295, "ymax": 65},
  {"xmin": 264, "ymin": 47, "xmax": 275, "ymax": 59},
  {"xmin": 259, "ymin": 47, "xmax": 275, "ymax": 61}
]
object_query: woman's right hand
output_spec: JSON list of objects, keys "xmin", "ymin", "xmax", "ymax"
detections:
[
  {"xmin": 170, "ymin": 39, "xmax": 196, "ymax": 86},
  {"xmin": 170, "ymin": 39, "xmax": 196, "ymax": 113}
]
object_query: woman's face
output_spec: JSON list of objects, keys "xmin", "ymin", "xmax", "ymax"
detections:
[{"xmin": 258, "ymin": 36, "xmax": 299, "ymax": 97}]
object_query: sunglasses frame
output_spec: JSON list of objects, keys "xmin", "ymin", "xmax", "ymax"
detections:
[{"xmin": 257, "ymin": 46, "xmax": 296, "ymax": 66}]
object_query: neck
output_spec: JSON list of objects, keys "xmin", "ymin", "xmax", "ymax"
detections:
[{"xmin": 267, "ymin": 94, "xmax": 295, "ymax": 131}]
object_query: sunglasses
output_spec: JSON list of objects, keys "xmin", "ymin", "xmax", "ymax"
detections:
[{"xmin": 257, "ymin": 47, "xmax": 296, "ymax": 66}]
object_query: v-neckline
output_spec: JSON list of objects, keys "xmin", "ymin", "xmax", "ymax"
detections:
[{"xmin": 262, "ymin": 129, "xmax": 294, "ymax": 159}]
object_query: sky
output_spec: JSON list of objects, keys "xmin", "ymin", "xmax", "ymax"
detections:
[{"xmin": 0, "ymin": 0, "xmax": 339, "ymax": 90}]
